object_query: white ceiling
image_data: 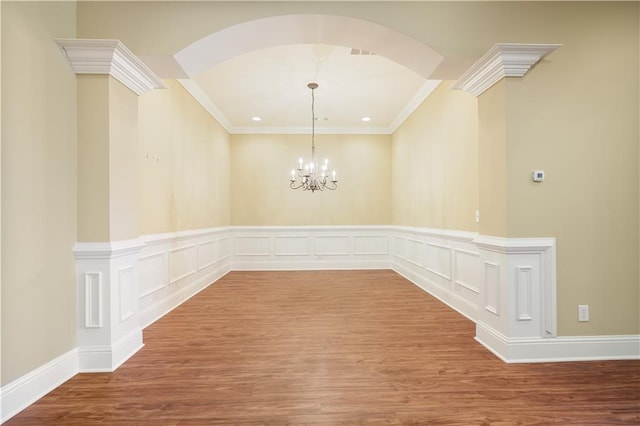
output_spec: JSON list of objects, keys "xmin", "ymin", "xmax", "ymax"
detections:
[
  {"xmin": 151, "ymin": 14, "xmax": 461, "ymax": 135},
  {"xmin": 191, "ymin": 44, "xmax": 440, "ymax": 134}
]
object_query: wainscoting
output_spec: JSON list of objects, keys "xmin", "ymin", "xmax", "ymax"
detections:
[
  {"xmin": 232, "ymin": 226, "xmax": 392, "ymax": 271},
  {"xmin": 391, "ymin": 227, "xmax": 481, "ymax": 323},
  {"xmin": 138, "ymin": 228, "xmax": 232, "ymax": 328},
  {"xmin": 9, "ymin": 270, "xmax": 640, "ymax": 425},
  {"xmin": 2, "ymin": 225, "xmax": 638, "ymax": 424}
]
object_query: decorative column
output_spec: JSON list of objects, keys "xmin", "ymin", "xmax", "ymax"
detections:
[
  {"xmin": 57, "ymin": 39, "xmax": 166, "ymax": 371},
  {"xmin": 454, "ymin": 43, "xmax": 561, "ymax": 362}
]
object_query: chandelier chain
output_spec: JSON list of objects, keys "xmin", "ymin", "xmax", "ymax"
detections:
[{"xmin": 311, "ymin": 87, "xmax": 316, "ymax": 162}]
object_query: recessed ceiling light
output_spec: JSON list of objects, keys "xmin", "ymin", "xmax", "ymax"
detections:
[
  {"xmin": 361, "ymin": 116, "xmax": 371, "ymax": 122},
  {"xmin": 252, "ymin": 116, "xmax": 262, "ymax": 122}
]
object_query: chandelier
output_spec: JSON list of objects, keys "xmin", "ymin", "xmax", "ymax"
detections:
[{"xmin": 289, "ymin": 82, "xmax": 338, "ymax": 192}]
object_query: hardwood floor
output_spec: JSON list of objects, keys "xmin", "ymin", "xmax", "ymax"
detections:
[{"xmin": 7, "ymin": 270, "xmax": 640, "ymax": 425}]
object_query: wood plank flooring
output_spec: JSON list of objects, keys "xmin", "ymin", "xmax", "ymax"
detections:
[{"xmin": 7, "ymin": 270, "xmax": 640, "ymax": 425}]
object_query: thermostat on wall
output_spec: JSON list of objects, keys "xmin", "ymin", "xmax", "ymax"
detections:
[{"xmin": 532, "ymin": 170, "xmax": 545, "ymax": 182}]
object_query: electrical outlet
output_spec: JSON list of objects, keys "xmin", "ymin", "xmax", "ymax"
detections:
[
  {"xmin": 578, "ymin": 304, "xmax": 589, "ymax": 322},
  {"xmin": 475, "ymin": 210, "xmax": 480, "ymax": 223}
]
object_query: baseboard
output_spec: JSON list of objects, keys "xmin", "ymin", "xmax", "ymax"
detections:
[
  {"xmin": 7, "ymin": 225, "xmax": 636, "ymax": 422},
  {"xmin": 1, "ymin": 348, "xmax": 78, "ymax": 423},
  {"xmin": 393, "ymin": 261, "xmax": 478, "ymax": 323},
  {"xmin": 232, "ymin": 260, "xmax": 391, "ymax": 271},
  {"xmin": 139, "ymin": 264, "xmax": 231, "ymax": 329},
  {"xmin": 78, "ymin": 328, "xmax": 144, "ymax": 372},
  {"xmin": 476, "ymin": 322, "xmax": 640, "ymax": 363},
  {"xmin": 390, "ymin": 225, "xmax": 481, "ymax": 325}
]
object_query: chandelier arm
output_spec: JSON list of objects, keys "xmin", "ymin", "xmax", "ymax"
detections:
[{"xmin": 289, "ymin": 181, "xmax": 305, "ymax": 190}]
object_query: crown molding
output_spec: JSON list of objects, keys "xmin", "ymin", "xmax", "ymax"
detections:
[
  {"xmin": 388, "ymin": 79, "xmax": 442, "ymax": 133},
  {"xmin": 230, "ymin": 126, "xmax": 393, "ymax": 135},
  {"xmin": 178, "ymin": 78, "xmax": 397, "ymax": 135},
  {"xmin": 452, "ymin": 43, "xmax": 562, "ymax": 97},
  {"xmin": 177, "ymin": 78, "xmax": 233, "ymax": 132},
  {"xmin": 55, "ymin": 38, "xmax": 167, "ymax": 96}
]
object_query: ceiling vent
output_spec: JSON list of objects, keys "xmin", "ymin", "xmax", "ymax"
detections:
[{"xmin": 350, "ymin": 48, "xmax": 375, "ymax": 56}]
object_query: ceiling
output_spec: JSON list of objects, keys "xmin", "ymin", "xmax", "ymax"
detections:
[
  {"xmin": 191, "ymin": 44, "xmax": 440, "ymax": 134},
  {"xmin": 144, "ymin": 14, "xmax": 467, "ymax": 135}
]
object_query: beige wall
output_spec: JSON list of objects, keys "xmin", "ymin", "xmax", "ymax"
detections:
[
  {"xmin": 1, "ymin": 1, "xmax": 77, "ymax": 385},
  {"xmin": 392, "ymin": 81, "xmax": 478, "ymax": 231},
  {"xmin": 231, "ymin": 134, "xmax": 391, "ymax": 225},
  {"xmin": 138, "ymin": 80, "xmax": 231, "ymax": 234},
  {"xmin": 109, "ymin": 77, "xmax": 140, "ymax": 241},
  {"xmin": 77, "ymin": 75, "xmax": 141, "ymax": 242},
  {"xmin": 77, "ymin": 75, "xmax": 110, "ymax": 242},
  {"xmin": 499, "ymin": 7, "xmax": 639, "ymax": 335},
  {"xmin": 477, "ymin": 80, "xmax": 508, "ymax": 238}
]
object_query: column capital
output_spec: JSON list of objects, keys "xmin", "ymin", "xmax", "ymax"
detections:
[
  {"xmin": 453, "ymin": 43, "xmax": 562, "ymax": 97},
  {"xmin": 56, "ymin": 38, "xmax": 167, "ymax": 95}
]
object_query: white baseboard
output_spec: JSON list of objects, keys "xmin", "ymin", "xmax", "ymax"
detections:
[
  {"xmin": 232, "ymin": 260, "xmax": 391, "ymax": 271},
  {"xmin": 6, "ymin": 225, "xmax": 638, "ymax": 423},
  {"xmin": 476, "ymin": 322, "xmax": 640, "ymax": 363},
  {"xmin": 139, "ymin": 264, "xmax": 230, "ymax": 329},
  {"xmin": 78, "ymin": 328, "xmax": 144, "ymax": 373},
  {"xmin": 1, "ymin": 348, "xmax": 78, "ymax": 423},
  {"xmin": 393, "ymin": 262, "xmax": 478, "ymax": 323}
]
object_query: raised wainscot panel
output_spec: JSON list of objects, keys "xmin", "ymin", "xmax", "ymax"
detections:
[
  {"xmin": 84, "ymin": 272, "xmax": 102, "ymax": 328},
  {"xmin": 425, "ymin": 242, "xmax": 452, "ymax": 280},
  {"xmin": 314, "ymin": 235, "xmax": 350, "ymax": 256},
  {"xmin": 353, "ymin": 235, "xmax": 389, "ymax": 256},
  {"xmin": 169, "ymin": 245, "xmax": 198, "ymax": 284},
  {"xmin": 406, "ymin": 238, "xmax": 425, "ymax": 267},
  {"xmin": 274, "ymin": 236, "xmax": 311, "ymax": 256},
  {"xmin": 484, "ymin": 261, "xmax": 501, "ymax": 316},
  {"xmin": 234, "ymin": 236, "xmax": 270, "ymax": 256},
  {"xmin": 392, "ymin": 236, "xmax": 407, "ymax": 260},
  {"xmin": 452, "ymin": 248, "xmax": 480, "ymax": 295},
  {"xmin": 139, "ymin": 252, "xmax": 167, "ymax": 298},
  {"xmin": 119, "ymin": 267, "xmax": 135, "ymax": 322},
  {"xmin": 516, "ymin": 266, "xmax": 534, "ymax": 321},
  {"xmin": 197, "ymin": 240, "xmax": 217, "ymax": 270},
  {"xmin": 217, "ymin": 237, "xmax": 231, "ymax": 261}
]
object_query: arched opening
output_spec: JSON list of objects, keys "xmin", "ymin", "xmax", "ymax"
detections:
[
  {"xmin": 174, "ymin": 14, "xmax": 443, "ymax": 79},
  {"xmin": 161, "ymin": 14, "xmax": 444, "ymax": 133}
]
